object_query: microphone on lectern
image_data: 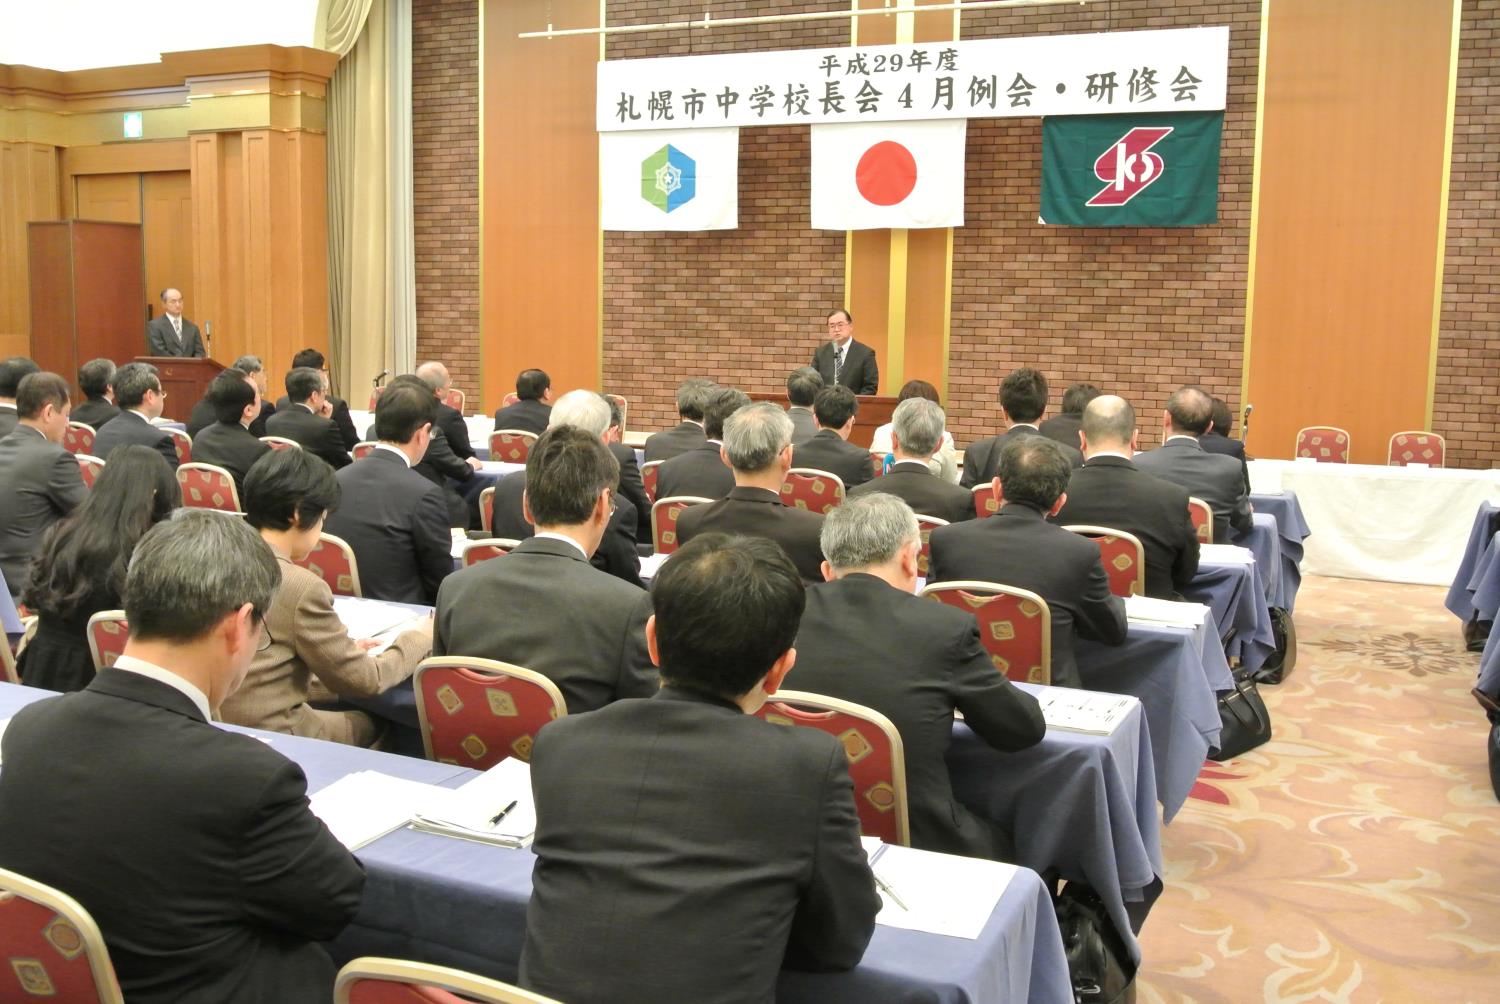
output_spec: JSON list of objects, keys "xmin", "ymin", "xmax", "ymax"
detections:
[{"xmin": 1241, "ymin": 403, "xmax": 1253, "ymax": 449}]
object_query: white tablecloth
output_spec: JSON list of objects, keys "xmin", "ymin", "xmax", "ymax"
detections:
[{"xmin": 1249, "ymin": 459, "xmax": 1500, "ymax": 585}]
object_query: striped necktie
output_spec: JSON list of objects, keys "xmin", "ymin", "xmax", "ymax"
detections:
[{"xmin": 833, "ymin": 344, "xmax": 845, "ymax": 383}]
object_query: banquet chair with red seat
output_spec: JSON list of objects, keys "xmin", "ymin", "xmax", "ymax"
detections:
[
  {"xmin": 165, "ymin": 427, "xmax": 192, "ymax": 465},
  {"xmin": 914, "ymin": 514, "xmax": 947, "ymax": 578},
  {"xmin": 290, "ymin": 533, "xmax": 363, "ymax": 597},
  {"xmin": 500, "ymin": 392, "xmax": 520, "ymax": 408},
  {"xmin": 368, "ymin": 386, "xmax": 386, "ymax": 410},
  {"xmin": 85, "ymin": 611, "xmax": 129, "ymax": 673},
  {"xmin": 443, "ymin": 387, "xmax": 466, "ymax": 412},
  {"xmin": 353, "ymin": 441, "xmax": 378, "ymax": 460},
  {"xmin": 415, "ymin": 657, "xmax": 567, "ymax": 769},
  {"xmin": 869, "ymin": 451, "xmax": 892, "ymax": 477},
  {"xmin": 640, "ymin": 460, "xmax": 663, "ymax": 504},
  {"xmin": 1064, "ymin": 525, "xmax": 1146, "ymax": 598},
  {"xmin": 1294, "ymin": 426, "xmax": 1351, "ymax": 463},
  {"xmin": 62, "ymin": 422, "xmax": 95, "ymax": 456},
  {"xmin": 920, "ymin": 581, "xmax": 1052, "ymax": 685},
  {"xmin": 0, "ymin": 866, "xmax": 125, "ymax": 1004},
  {"xmin": 780, "ymin": 468, "xmax": 845, "ymax": 514},
  {"xmin": 754, "ymin": 691, "xmax": 909, "ymax": 846},
  {"xmin": 489, "ymin": 429, "xmax": 538, "ymax": 464},
  {"xmin": 77, "ymin": 455, "xmax": 104, "ymax": 489},
  {"xmin": 175, "ymin": 463, "xmax": 241, "ymax": 513},
  {"xmin": 971, "ymin": 482, "xmax": 1000, "ymax": 519},
  {"xmin": 1387, "ymin": 431, "xmax": 1445, "ymax": 468},
  {"xmin": 651, "ymin": 496, "xmax": 711, "ymax": 556},
  {"xmin": 604, "ymin": 393, "xmax": 628, "ymax": 435},
  {"xmin": 1187, "ymin": 496, "xmax": 1213, "ymax": 544},
  {"xmin": 259, "ymin": 436, "xmax": 301, "ymax": 452},
  {"xmin": 461, "ymin": 538, "xmax": 521, "ymax": 568},
  {"xmin": 336, "ymin": 956, "xmax": 561, "ymax": 1004}
]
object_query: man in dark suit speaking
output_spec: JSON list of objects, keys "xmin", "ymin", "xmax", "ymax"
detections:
[
  {"xmin": 813, "ymin": 307, "xmax": 879, "ymax": 395},
  {"xmin": 145, "ymin": 287, "xmax": 206, "ymax": 358}
]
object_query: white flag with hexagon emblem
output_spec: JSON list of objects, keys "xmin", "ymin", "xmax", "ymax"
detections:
[{"xmin": 600, "ymin": 127, "xmax": 739, "ymax": 231}]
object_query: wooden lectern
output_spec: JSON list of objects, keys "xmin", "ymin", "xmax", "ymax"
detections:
[
  {"xmin": 747, "ymin": 393, "xmax": 897, "ymax": 448},
  {"xmin": 135, "ymin": 357, "xmax": 225, "ymax": 422}
]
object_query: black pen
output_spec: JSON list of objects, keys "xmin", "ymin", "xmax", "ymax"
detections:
[{"xmin": 489, "ymin": 800, "xmax": 519, "ymax": 826}]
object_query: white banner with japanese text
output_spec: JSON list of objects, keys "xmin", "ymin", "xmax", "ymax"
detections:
[{"xmin": 597, "ymin": 27, "xmax": 1228, "ymax": 133}]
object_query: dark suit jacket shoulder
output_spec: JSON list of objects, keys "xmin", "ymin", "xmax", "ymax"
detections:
[
  {"xmin": 676, "ymin": 486, "xmax": 825, "ymax": 582},
  {"xmin": 0, "ymin": 670, "xmax": 364, "ymax": 1004},
  {"xmin": 324, "ymin": 449, "xmax": 454, "ymax": 604},
  {"xmin": 434, "ymin": 535, "xmax": 656, "ymax": 713},
  {"xmin": 1199, "ymin": 431, "xmax": 1251, "ymax": 495},
  {"xmin": 190, "ymin": 422, "xmax": 271, "ymax": 493},
  {"xmin": 145, "ymin": 315, "xmax": 205, "ymax": 357},
  {"xmin": 0, "ymin": 427, "xmax": 88, "ymax": 597},
  {"xmin": 1037, "ymin": 413, "xmax": 1084, "ymax": 451},
  {"xmin": 656, "ymin": 440, "xmax": 734, "ymax": 501},
  {"xmin": 788, "ymin": 406, "xmax": 819, "ymax": 445},
  {"xmin": 643, "ymin": 420, "xmax": 705, "ymax": 463},
  {"xmin": 1133, "ymin": 437, "xmax": 1252, "ymax": 542},
  {"xmin": 792, "ymin": 429, "xmax": 875, "ymax": 488},
  {"xmin": 812, "ymin": 339, "xmax": 879, "ymax": 395},
  {"xmin": 520, "ymin": 686, "xmax": 878, "ymax": 1003},
  {"xmin": 436, "ymin": 401, "xmax": 475, "ymax": 460},
  {"xmin": 70, "ymin": 398, "xmax": 119, "ymax": 432},
  {"xmin": 609, "ymin": 441, "xmax": 652, "ymax": 540},
  {"xmin": 91, "ymin": 409, "xmax": 178, "ymax": 470},
  {"xmin": 267, "ymin": 405, "xmax": 352, "ymax": 469},
  {"xmin": 488, "ymin": 470, "xmax": 643, "ymax": 587},
  {"xmin": 960, "ymin": 425, "xmax": 1081, "ymax": 489},
  {"xmin": 847, "ymin": 460, "xmax": 974, "ymax": 523},
  {"xmin": 491, "ymin": 398, "xmax": 551, "ymax": 436}
]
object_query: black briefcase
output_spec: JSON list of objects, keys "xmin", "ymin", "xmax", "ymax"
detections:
[
  {"xmin": 1252, "ymin": 607, "xmax": 1297, "ymax": 684},
  {"xmin": 1056, "ymin": 883, "xmax": 1136, "ymax": 1004},
  {"xmin": 1210, "ymin": 670, "xmax": 1272, "ymax": 761}
]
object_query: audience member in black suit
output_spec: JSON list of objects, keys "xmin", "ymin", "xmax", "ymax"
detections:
[
  {"xmin": 273, "ymin": 349, "xmax": 358, "ymax": 450},
  {"xmin": 18, "ymin": 446, "xmax": 179, "ymax": 692},
  {"xmin": 190, "ymin": 370, "xmax": 271, "ymax": 496},
  {"xmin": 1052, "ymin": 395, "xmax": 1200, "ymax": 600},
  {"xmin": 487, "ymin": 391, "xmax": 643, "ymax": 587},
  {"xmin": 929, "ymin": 436, "xmax": 1127, "ymax": 688},
  {"xmin": 1201, "ymin": 396, "xmax": 1251, "ymax": 495},
  {"xmin": 0, "ymin": 373, "xmax": 88, "ymax": 600},
  {"xmin": 188, "ymin": 356, "xmax": 276, "ymax": 438},
  {"xmin": 812, "ymin": 307, "xmax": 880, "ymax": 395},
  {"xmin": 417, "ymin": 360, "xmax": 477, "ymax": 460},
  {"xmin": 0, "ymin": 510, "xmax": 365, "ymax": 1004},
  {"xmin": 90, "ymin": 362, "xmax": 179, "ymax": 470},
  {"xmin": 848, "ymin": 397, "xmax": 973, "ymax": 523},
  {"xmin": 267, "ymin": 367, "xmax": 353, "ymax": 470},
  {"xmin": 961, "ymin": 368, "xmax": 1083, "ymax": 488},
  {"xmin": 0, "ymin": 356, "xmax": 40, "ymax": 440},
  {"xmin": 324, "ymin": 382, "xmax": 453, "ymax": 604},
  {"xmin": 362, "ymin": 379, "xmax": 476, "ymax": 531},
  {"xmin": 143, "ymin": 287, "xmax": 206, "ymax": 357},
  {"xmin": 1134, "ymin": 386, "xmax": 1253, "ymax": 543},
  {"xmin": 520, "ymin": 533, "xmax": 878, "ymax": 1003},
  {"xmin": 677, "ymin": 403, "xmax": 826, "ymax": 582},
  {"xmin": 606, "ymin": 395, "xmax": 652, "ymax": 542},
  {"xmin": 491, "ymin": 367, "xmax": 554, "ymax": 435},
  {"xmin": 70, "ymin": 357, "xmax": 120, "ymax": 431},
  {"xmin": 655, "ymin": 386, "xmax": 749, "ymax": 502},
  {"xmin": 785, "ymin": 365, "xmax": 823, "ymax": 445},
  {"xmin": 436, "ymin": 426, "xmax": 656, "ymax": 713},
  {"xmin": 643, "ymin": 377, "xmax": 715, "ymax": 462},
  {"xmin": 1037, "ymin": 382, "xmax": 1099, "ymax": 452},
  {"xmin": 793, "ymin": 493, "xmax": 1045, "ymax": 858},
  {"xmin": 792, "ymin": 385, "xmax": 876, "ymax": 488}
]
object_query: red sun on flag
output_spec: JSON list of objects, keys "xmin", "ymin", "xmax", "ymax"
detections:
[{"xmin": 855, "ymin": 141, "xmax": 918, "ymax": 206}]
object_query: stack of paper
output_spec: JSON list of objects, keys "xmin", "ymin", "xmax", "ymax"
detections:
[
  {"xmin": 1199, "ymin": 544, "xmax": 1255, "ymax": 565},
  {"xmin": 1034, "ymin": 687, "xmax": 1136, "ymax": 736},
  {"xmin": 331, "ymin": 597, "xmax": 428, "ymax": 654},
  {"xmin": 861, "ymin": 838, "xmax": 1015, "ymax": 939},
  {"xmin": 1125, "ymin": 594, "xmax": 1209, "ymax": 627},
  {"xmin": 411, "ymin": 757, "xmax": 536, "ymax": 848},
  {"xmin": 637, "ymin": 553, "xmax": 670, "ymax": 581},
  {"xmin": 308, "ymin": 771, "xmax": 447, "ymax": 850}
]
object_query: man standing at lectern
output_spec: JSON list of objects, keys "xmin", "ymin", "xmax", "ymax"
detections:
[
  {"xmin": 813, "ymin": 308, "xmax": 878, "ymax": 395},
  {"xmin": 145, "ymin": 288, "xmax": 206, "ymax": 358}
]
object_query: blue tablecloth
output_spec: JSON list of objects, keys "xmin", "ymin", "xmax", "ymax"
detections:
[
  {"xmin": 1445, "ymin": 502, "xmax": 1500, "ymax": 623},
  {"xmin": 0, "ymin": 683, "xmax": 1073, "ymax": 1004},
  {"xmin": 1185, "ymin": 557, "xmax": 1277, "ymax": 673},
  {"xmin": 1245, "ymin": 493, "xmax": 1310, "ymax": 611}
]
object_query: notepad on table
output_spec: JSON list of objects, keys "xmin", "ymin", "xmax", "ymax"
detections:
[
  {"xmin": 1034, "ymin": 687, "xmax": 1136, "ymax": 736},
  {"xmin": 861, "ymin": 838, "xmax": 1015, "ymax": 939},
  {"xmin": 410, "ymin": 757, "xmax": 536, "ymax": 848},
  {"xmin": 1199, "ymin": 544, "xmax": 1255, "ymax": 565},
  {"xmin": 331, "ymin": 597, "xmax": 427, "ymax": 653},
  {"xmin": 1125, "ymin": 594, "xmax": 1209, "ymax": 627},
  {"xmin": 309, "ymin": 771, "xmax": 447, "ymax": 851}
]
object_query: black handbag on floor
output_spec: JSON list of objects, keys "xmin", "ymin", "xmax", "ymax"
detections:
[
  {"xmin": 1056, "ymin": 883, "xmax": 1136, "ymax": 1004},
  {"xmin": 1252, "ymin": 607, "xmax": 1297, "ymax": 684},
  {"xmin": 1210, "ymin": 670, "xmax": 1272, "ymax": 761}
]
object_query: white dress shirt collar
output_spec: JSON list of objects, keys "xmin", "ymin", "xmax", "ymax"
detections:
[
  {"xmin": 373, "ymin": 443, "xmax": 413, "ymax": 467},
  {"xmin": 1165, "ymin": 434, "xmax": 1200, "ymax": 445},
  {"xmin": 0, "ymin": 402, "xmax": 14, "ymax": 412},
  {"xmin": 112, "ymin": 655, "xmax": 213, "ymax": 722},
  {"xmin": 534, "ymin": 531, "xmax": 589, "ymax": 560},
  {"xmin": 1089, "ymin": 449, "xmax": 1135, "ymax": 461}
]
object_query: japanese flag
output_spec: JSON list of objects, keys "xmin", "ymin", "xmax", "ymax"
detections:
[
  {"xmin": 600, "ymin": 127, "xmax": 739, "ymax": 231},
  {"xmin": 810, "ymin": 120, "xmax": 966, "ymax": 230}
]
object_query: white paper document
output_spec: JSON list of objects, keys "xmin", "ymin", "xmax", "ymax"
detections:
[
  {"xmin": 1199, "ymin": 544, "xmax": 1255, "ymax": 565},
  {"xmin": 331, "ymin": 597, "xmax": 427, "ymax": 651},
  {"xmin": 309, "ymin": 771, "xmax": 446, "ymax": 851},
  {"xmin": 1034, "ymin": 687, "xmax": 1136, "ymax": 736},
  {"xmin": 411, "ymin": 757, "xmax": 536, "ymax": 847},
  {"xmin": 863, "ymin": 842, "xmax": 1015, "ymax": 939},
  {"xmin": 1125, "ymin": 594, "xmax": 1209, "ymax": 627},
  {"xmin": 479, "ymin": 461, "xmax": 525, "ymax": 476},
  {"xmin": 638, "ymin": 552, "xmax": 670, "ymax": 581}
]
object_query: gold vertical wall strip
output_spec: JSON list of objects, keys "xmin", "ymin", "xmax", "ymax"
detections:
[
  {"xmin": 845, "ymin": 1, "xmax": 860, "ymax": 316},
  {"xmin": 883, "ymin": 2, "xmax": 917, "ymax": 395},
  {"xmin": 478, "ymin": 0, "xmax": 487, "ymax": 410},
  {"xmin": 1239, "ymin": 0, "xmax": 1272, "ymax": 414},
  {"xmin": 1425, "ymin": 0, "xmax": 1462, "ymax": 429},
  {"xmin": 939, "ymin": 0, "xmax": 960, "ymax": 400},
  {"xmin": 598, "ymin": 0, "xmax": 607, "ymax": 390}
]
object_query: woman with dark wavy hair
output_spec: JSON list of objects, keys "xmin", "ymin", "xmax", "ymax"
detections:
[{"xmin": 19, "ymin": 445, "xmax": 180, "ymax": 691}]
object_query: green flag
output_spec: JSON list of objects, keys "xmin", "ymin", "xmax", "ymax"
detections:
[{"xmin": 1040, "ymin": 111, "xmax": 1222, "ymax": 227}]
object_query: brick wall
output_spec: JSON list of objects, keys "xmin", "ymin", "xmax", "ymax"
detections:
[
  {"xmin": 412, "ymin": 0, "xmax": 480, "ymax": 397},
  {"xmin": 1435, "ymin": 0, "xmax": 1500, "ymax": 470}
]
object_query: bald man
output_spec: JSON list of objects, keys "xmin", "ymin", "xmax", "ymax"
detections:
[
  {"xmin": 145, "ymin": 288, "xmax": 206, "ymax": 358},
  {"xmin": 416, "ymin": 361, "xmax": 478, "ymax": 462}
]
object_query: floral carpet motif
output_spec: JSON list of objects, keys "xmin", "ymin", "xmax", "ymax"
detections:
[{"xmin": 1137, "ymin": 575, "xmax": 1500, "ymax": 1003}]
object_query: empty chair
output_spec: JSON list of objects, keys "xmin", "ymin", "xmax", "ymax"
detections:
[
  {"xmin": 414, "ymin": 656, "xmax": 567, "ymax": 769},
  {"xmin": 1294, "ymin": 426, "xmax": 1351, "ymax": 463},
  {"xmin": 461, "ymin": 538, "xmax": 521, "ymax": 568},
  {"xmin": 780, "ymin": 468, "xmax": 845, "ymax": 515},
  {"xmin": 0, "ymin": 866, "xmax": 125, "ymax": 1003},
  {"xmin": 1064, "ymin": 525, "xmax": 1146, "ymax": 598},
  {"xmin": 921, "ymin": 581, "xmax": 1052, "ymax": 685},
  {"xmin": 62, "ymin": 422, "xmax": 95, "ymax": 456},
  {"xmin": 335, "ymin": 957, "xmax": 562, "ymax": 1004},
  {"xmin": 290, "ymin": 533, "xmax": 363, "ymax": 597},
  {"xmin": 1187, "ymin": 496, "xmax": 1214, "ymax": 544},
  {"xmin": 489, "ymin": 429, "xmax": 538, "ymax": 464},
  {"xmin": 651, "ymin": 496, "xmax": 711, "ymax": 556},
  {"xmin": 85, "ymin": 610, "xmax": 129, "ymax": 672},
  {"xmin": 176, "ymin": 463, "xmax": 241, "ymax": 513},
  {"xmin": 1387, "ymin": 431, "xmax": 1445, "ymax": 468}
]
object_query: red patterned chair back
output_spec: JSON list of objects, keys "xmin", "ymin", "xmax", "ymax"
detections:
[
  {"xmin": 337, "ymin": 956, "xmax": 562, "ymax": 1004},
  {"xmin": 501, "ymin": 392, "xmax": 520, "ymax": 408},
  {"xmin": 260, "ymin": 436, "xmax": 301, "ymax": 452},
  {"xmin": 756, "ymin": 691, "xmax": 909, "ymax": 845},
  {"xmin": 921, "ymin": 581, "xmax": 1052, "ymax": 684},
  {"xmin": 368, "ymin": 386, "xmax": 386, "ymax": 411},
  {"xmin": 86, "ymin": 611, "xmax": 129, "ymax": 672},
  {"xmin": 165, "ymin": 427, "xmax": 192, "ymax": 465},
  {"xmin": 1294, "ymin": 425, "xmax": 1351, "ymax": 463},
  {"xmin": 443, "ymin": 387, "xmax": 466, "ymax": 412},
  {"xmin": 62, "ymin": 422, "xmax": 95, "ymax": 456},
  {"xmin": 869, "ymin": 452, "xmax": 892, "ymax": 477},
  {"xmin": 175, "ymin": 463, "xmax": 241, "ymax": 512},
  {"xmin": 780, "ymin": 468, "xmax": 845, "ymax": 514},
  {"xmin": 1387, "ymin": 430, "xmax": 1445, "ymax": 468},
  {"xmin": 353, "ymin": 441, "xmax": 378, "ymax": 459},
  {"xmin": 291, "ymin": 533, "xmax": 362, "ymax": 597},
  {"xmin": 0, "ymin": 867, "xmax": 124, "ymax": 1004},
  {"xmin": 414, "ymin": 657, "xmax": 567, "ymax": 769},
  {"xmin": 489, "ymin": 429, "xmax": 537, "ymax": 464},
  {"xmin": 461, "ymin": 538, "xmax": 521, "ymax": 568},
  {"xmin": 651, "ymin": 496, "xmax": 711, "ymax": 555},
  {"xmin": 604, "ymin": 393, "xmax": 628, "ymax": 435},
  {"xmin": 77, "ymin": 455, "xmax": 104, "ymax": 489},
  {"xmin": 1064, "ymin": 525, "xmax": 1146, "ymax": 597},
  {"xmin": 972, "ymin": 483, "xmax": 1000, "ymax": 519},
  {"xmin": 913, "ymin": 514, "xmax": 947, "ymax": 577},
  {"xmin": 1187, "ymin": 496, "xmax": 1213, "ymax": 544},
  {"xmin": 478, "ymin": 486, "xmax": 496, "ymax": 533},
  {"xmin": 641, "ymin": 460, "xmax": 663, "ymax": 504}
]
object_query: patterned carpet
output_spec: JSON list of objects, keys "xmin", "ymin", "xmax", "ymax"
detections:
[{"xmin": 1136, "ymin": 575, "xmax": 1500, "ymax": 1003}]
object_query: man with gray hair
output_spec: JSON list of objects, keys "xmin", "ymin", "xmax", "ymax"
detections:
[
  {"xmin": 1053, "ymin": 395, "xmax": 1200, "ymax": 599},
  {"xmin": 849, "ymin": 397, "xmax": 974, "ymax": 523},
  {"xmin": 676, "ymin": 401, "xmax": 826, "ymax": 582},
  {"xmin": 1133, "ymin": 385, "xmax": 1252, "ymax": 543},
  {"xmin": 490, "ymin": 389, "xmax": 644, "ymax": 587},
  {"xmin": 416, "ymin": 360, "xmax": 477, "ymax": 461},
  {"xmin": 784, "ymin": 366, "xmax": 823, "ymax": 445},
  {"xmin": 655, "ymin": 386, "xmax": 750, "ymax": 501},
  {"xmin": 645, "ymin": 377, "xmax": 716, "ymax": 462},
  {"xmin": 791, "ymin": 493, "xmax": 1044, "ymax": 859},
  {"xmin": 929, "ymin": 436, "xmax": 1127, "ymax": 688},
  {"xmin": 0, "ymin": 510, "xmax": 366, "ymax": 1003}
]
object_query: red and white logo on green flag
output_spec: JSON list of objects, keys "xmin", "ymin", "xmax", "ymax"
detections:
[
  {"xmin": 1041, "ymin": 112, "xmax": 1221, "ymax": 227},
  {"xmin": 811, "ymin": 120, "xmax": 966, "ymax": 230}
]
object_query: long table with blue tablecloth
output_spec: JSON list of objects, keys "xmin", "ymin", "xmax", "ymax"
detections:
[
  {"xmin": 1246, "ymin": 492, "xmax": 1310, "ymax": 611},
  {"xmin": 1446, "ymin": 502, "xmax": 1500, "ymax": 628}
]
